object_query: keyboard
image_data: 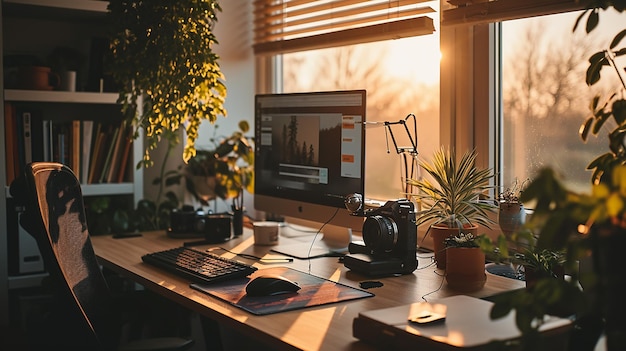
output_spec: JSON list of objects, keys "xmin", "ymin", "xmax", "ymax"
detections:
[{"xmin": 141, "ymin": 246, "xmax": 257, "ymax": 284}]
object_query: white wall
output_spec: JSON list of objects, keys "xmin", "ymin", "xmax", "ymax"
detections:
[{"xmin": 143, "ymin": 0, "xmax": 257, "ymax": 216}]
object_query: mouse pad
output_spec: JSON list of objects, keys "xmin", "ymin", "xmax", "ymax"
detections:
[{"xmin": 190, "ymin": 267, "xmax": 374, "ymax": 315}]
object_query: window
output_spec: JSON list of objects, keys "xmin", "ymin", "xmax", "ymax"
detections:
[
  {"xmin": 500, "ymin": 10, "xmax": 625, "ymax": 192},
  {"xmin": 281, "ymin": 34, "xmax": 441, "ymax": 201}
]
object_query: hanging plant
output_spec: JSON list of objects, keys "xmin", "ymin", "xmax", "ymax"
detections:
[{"xmin": 106, "ymin": 0, "xmax": 227, "ymax": 167}]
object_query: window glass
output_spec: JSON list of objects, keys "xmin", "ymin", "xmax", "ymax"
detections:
[
  {"xmin": 501, "ymin": 10, "xmax": 626, "ymax": 192},
  {"xmin": 282, "ymin": 34, "xmax": 440, "ymax": 201}
]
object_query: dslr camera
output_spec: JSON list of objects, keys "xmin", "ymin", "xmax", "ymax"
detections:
[
  {"xmin": 168, "ymin": 206, "xmax": 232, "ymax": 243},
  {"xmin": 343, "ymin": 199, "xmax": 418, "ymax": 276}
]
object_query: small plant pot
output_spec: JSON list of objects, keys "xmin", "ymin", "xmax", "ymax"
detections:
[
  {"xmin": 431, "ymin": 224, "xmax": 477, "ymax": 269},
  {"xmin": 445, "ymin": 247, "xmax": 486, "ymax": 292},
  {"xmin": 498, "ymin": 202, "xmax": 526, "ymax": 237}
]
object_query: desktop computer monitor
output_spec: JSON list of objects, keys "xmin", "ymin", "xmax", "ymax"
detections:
[{"xmin": 254, "ymin": 90, "xmax": 366, "ymax": 239}]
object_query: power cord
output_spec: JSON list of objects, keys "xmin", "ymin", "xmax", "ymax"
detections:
[{"xmin": 207, "ymin": 247, "xmax": 293, "ymax": 264}]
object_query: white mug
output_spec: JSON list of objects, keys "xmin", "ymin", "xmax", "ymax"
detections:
[
  {"xmin": 60, "ymin": 70, "xmax": 77, "ymax": 92},
  {"xmin": 253, "ymin": 221, "xmax": 280, "ymax": 245}
]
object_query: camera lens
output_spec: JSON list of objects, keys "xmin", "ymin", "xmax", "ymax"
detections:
[{"xmin": 363, "ymin": 215, "xmax": 398, "ymax": 253}]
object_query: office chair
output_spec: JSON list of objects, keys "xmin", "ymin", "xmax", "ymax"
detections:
[{"xmin": 9, "ymin": 162, "xmax": 195, "ymax": 351}]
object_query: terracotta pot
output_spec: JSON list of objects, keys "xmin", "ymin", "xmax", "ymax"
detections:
[
  {"xmin": 524, "ymin": 265, "xmax": 564, "ymax": 290},
  {"xmin": 189, "ymin": 175, "xmax": 217, "ymax": 203},
  {"xmin": 430, "ymin": 224, "xmax": 477, "ymax": 269},
  {"xmin": 445, "ymin": 247, "xmax": 486, "ymax": 292}
]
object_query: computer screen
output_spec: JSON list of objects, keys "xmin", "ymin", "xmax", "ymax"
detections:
[{"xmin": 254, "ymin": 90, "xmax": 366, "ymax": 234}]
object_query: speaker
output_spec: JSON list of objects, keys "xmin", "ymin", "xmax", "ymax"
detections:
[{"xmin": 7, "ymin": 200, "xmax": 44, "ymax": 275}]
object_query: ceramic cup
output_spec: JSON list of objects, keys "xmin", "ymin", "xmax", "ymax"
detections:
[
  {"xmin": 253, "ymin": 221, "xmax": 280, "ymax": 245},
  {"xmin": 60, "ymin": 70, "xmax": 77, "ymax": 92},
  {"xmin": 17, "ymin": 66, "xmax": 60, "ymax": 90}
]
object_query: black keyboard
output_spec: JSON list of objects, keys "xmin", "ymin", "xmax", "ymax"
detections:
[{"xmin": 141, "ymin": 246, "xmax": 257, "ymax": 284}]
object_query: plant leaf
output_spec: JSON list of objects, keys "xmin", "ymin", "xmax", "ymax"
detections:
[{"xmin": 610, "ymin": 29, "xmax": 626, "ymax": 49}]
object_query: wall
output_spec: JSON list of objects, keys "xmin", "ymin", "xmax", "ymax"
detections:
[{"xmin": 143, "ymin": 0, "xmax": 257, "ymax": 216}]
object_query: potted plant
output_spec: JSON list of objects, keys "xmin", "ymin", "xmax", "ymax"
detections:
[
  {"xmin": 105, "ymin": 0, "xmax": 227, "ymax": 167},
  {"xmin": 185, "ymin": 121, "xmax": 254, "ymax": 235},
  {"xmin": 498, "ymin": 178, "xmax": 529, "ymax": 238},
  {"xmin": 444, "ymin": 232, "xmax": 491, "ymax": 292},
  {"xmin": 407, "ymin": 147, "xmax": 497, "ymax": 268}
]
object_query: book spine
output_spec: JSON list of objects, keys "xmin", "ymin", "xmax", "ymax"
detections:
[
  {"xmin": 29, "ymin": 110, "xmax": 44, "ymax": 162},
  {"xmin": 22, "ymin": 111, "xmax": 32, "ymax": 165},
  {"xmin": 72, "ymin": 120, "xmax": 81, "ymax": 180},
  {"xmin": 42, "ymin": 120, "xmax": 51, "ymax": 162},
  {"xmin": 4, "ymin": 102, "xmax": 17, "ymax": 185},
  {"xmin": 81, "ymin": 120, "xmax": 94, "ymax": 184}
]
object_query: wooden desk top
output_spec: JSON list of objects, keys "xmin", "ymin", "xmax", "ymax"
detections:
[{"xmin": 91, "ymin": 229, "xmax": 524, "ymax": 351}]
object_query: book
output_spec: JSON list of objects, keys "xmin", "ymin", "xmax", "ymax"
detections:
[
  {"xmin": 99, "ymin": 125, "xmax": 120, "ymax": 183},
  {"xmin": 72, "ymin": 120, "xmax": 81, "ymax": 180},
  {"xmin": 352, "ymin": 295, "xmax": 572, "ymax": 350},
  {"xmin": 89, "ymin": 123, "xmax": 109, "ymax": 184},
  {"xmin": 4, "ymin": 102, "xmax": 17, "ymax": 185},
  {"xmin": 116, "ymin": 128, "xmax": 133, "ymax": 183},
  {"xmin": 29, "ymin": 111, "xmax": 45, "ymax": 163},
  {"xmin": 81, "ymin": 120, "xmax": 94, "ymax": 184},
  {"xmin": 88, "ymin": 122, "xmax": 103, "ymax": 184},
  {"xmin": 15, "ymin": 107, "xmax": 24, "ymax": 172},
  {"xmin": 42, "ymin": 120, "xmax": 52, "ymax": 162},
  {"xmin": 22, "ymin": 111, "xmax": 32, "ymax": 165},
  {"xmin": 52, "ymin": 122, "xmax": 70, "ymax": 166},
  {"xmin": 106, "ymin": 120, "xmax": 127, "ymax": 183}
]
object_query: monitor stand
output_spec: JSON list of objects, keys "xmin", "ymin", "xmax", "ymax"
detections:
[{"xmin": 271, "ymin": 218, "xmax": 354, "ymax": 259}]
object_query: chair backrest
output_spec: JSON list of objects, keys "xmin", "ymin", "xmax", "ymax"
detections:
[{"xmin": 10, "ymin": 162, "xmax": 118, "ymax": 350}]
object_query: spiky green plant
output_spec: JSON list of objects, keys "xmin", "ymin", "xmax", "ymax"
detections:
[{"xmin": 407, "ymin": 147, "xmax": 497, "ymax": 228}]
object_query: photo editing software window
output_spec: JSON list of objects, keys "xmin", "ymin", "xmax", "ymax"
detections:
[{"xmin": 254, "ymin": 90, "xmax": 366, "ymax": 247}]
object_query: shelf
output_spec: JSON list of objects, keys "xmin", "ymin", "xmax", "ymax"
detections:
[
  {"xmin": 8, "ymin": 273, "xmax": 48, "ymax": 289},
  {"xmin": 4, "ymin": 89, "xmax": 119, "ymax": 104},
  {"xmin": 82, "ymin": 183, "xmax": 135, "ymax": 196},
  {"xmin": 2, "ymin": 0, "xmax": 108, "ymax": 19},
  {"xmin": 6, "ymin": 182, "xmax": 135, "ymax": 198}
]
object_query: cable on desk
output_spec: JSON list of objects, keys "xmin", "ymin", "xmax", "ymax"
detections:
[{"xmin": 208, "ymin": 247, "xmax": 293, "ymax": 264}]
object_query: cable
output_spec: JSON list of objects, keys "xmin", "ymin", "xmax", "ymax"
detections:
[
  {"xmin": 307, "ymin": 208, "xmax": 340, "ymax": 274},
  {"xmin": 207, "ymin": 247, "xmax": 293, "ymax": 264}
]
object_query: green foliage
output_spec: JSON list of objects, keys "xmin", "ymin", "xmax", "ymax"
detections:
[
  {"xmin": 575, "ymin": 1, "xmax": 626, "ymax": 183},
  {"xmin": 106, "ymin": 0, "xmax": 227, "ymax": 167},
  {"xmin": 408, "ymin": 147, "xmax": 497, "ymax": 228},
  {"xmin": 185, "ymin": 120, "xmax": 254, "ymax": 205},
  {"xmin": 443, "ymin": 232, "xmax": 492, "ymax": 249}
]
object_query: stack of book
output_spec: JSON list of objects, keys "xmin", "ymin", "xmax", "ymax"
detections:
[{"xmin": 4, "ymin": 102, "xmax": 133, "ymax": 185}]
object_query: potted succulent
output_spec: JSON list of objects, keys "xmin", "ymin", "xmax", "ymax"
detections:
[
  {"xmin": 443, "ymin": 232, "xmax": 491, "ymax": 292},
  {"xmin": 407, "ymin": 147, "xmax": 497, "ymax": 268}
]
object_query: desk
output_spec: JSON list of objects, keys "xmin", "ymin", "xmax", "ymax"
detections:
[{"xmin": 91, "ymin": 229, "xmax": 525, "ymax": 351}]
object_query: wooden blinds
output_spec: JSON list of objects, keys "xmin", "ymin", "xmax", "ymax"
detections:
[
  {"xmin": 253, "ymin": 0, "xmax": 436, "ymax": 55},
  {"xmin": 442, "ymin": 0, "xmax": 588, "ymax": 27}
]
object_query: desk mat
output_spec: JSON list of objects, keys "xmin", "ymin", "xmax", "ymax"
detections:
[{"xmin": 190, "ymin": 267, "xmax": 374, "ymax": 315}]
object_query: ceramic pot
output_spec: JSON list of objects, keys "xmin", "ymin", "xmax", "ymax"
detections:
[
  {"xmin": 189, "ymin": 175, "xmax": 217, "ymax": 203},
  {"xmin": 430, "ymin": 224, "xmax": 477, "ymax": 269},
  {"xmin": 445, "ymin": 247, "xmax": 486, "ymax": 292},
  {"xmin": 498, "ymin": 202, "xmax": 526, "ymax": 237}
]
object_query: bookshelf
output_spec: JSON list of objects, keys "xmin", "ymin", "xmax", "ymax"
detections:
[{"xmin": 0, "ymin": 0, "xmax": 143, "ymax": 325}]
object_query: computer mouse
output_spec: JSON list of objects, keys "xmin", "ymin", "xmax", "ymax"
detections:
[{"xmin": 245, "ymin": 274, "xmax": 301, "ymax": 297}]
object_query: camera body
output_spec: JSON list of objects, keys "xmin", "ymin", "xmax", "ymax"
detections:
[
  {"xmin": 343, "ymin": 199, "xmax": 418, "ymax": 276},
  {"xmin": 168, "ymin": 207, "xmax": 232, "ymax": 243}
]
